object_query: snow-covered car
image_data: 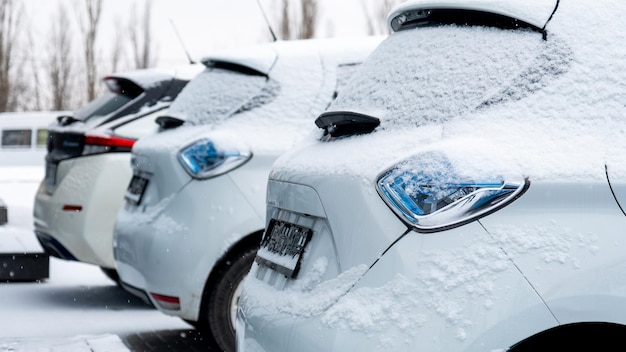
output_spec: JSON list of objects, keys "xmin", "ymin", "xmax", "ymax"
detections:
[
  {"xmin": 237, "ymin": 1, "xmax": 626, "ymax": 351},
  {"xmin": 34, "ymin": 65, "xmax": 202, "ymax": 281},
  {"xmin": 112, "ymin": 36, "xmax": 382, "ymax": 351}
]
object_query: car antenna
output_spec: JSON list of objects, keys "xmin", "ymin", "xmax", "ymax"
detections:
[
  {"xmin": 541, "ymin": 0, "xmax": 560, "ymax": 40},
  {"xmin": 256, "ymin": 0, "xmax": 278, "ymax": 42},
  {"xmin": 169, "ymin": 18, "xmax": 196, "ymax": 64}
]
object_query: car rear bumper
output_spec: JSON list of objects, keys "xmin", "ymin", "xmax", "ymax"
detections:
[
  {"xmin": 33, "ymin": 154, "xmax": 132, "ymax": 268},
  {"xmin": 238, "ymin": 220, "xmax": 558, "ymax": 352},
  {"xmin": 113, "ymin": 173, "xmax": 264, "ymax": 322}
]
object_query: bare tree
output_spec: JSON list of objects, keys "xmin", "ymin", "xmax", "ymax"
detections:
[
  {"xmin": 129, "ymin": 0, "xmax": 157, "ymax": 69},
  {"xmin": 362, "ymin": 0, "xmax": 400, "ymax": 35},
  {"xmin": 275, "ymin": 0, "xmax": 318, "ymax": 40},
  {"xmin": 298, "ymin": 0, "xmax": 317, "ymax": 39},
  {"xmin": 76, "ymin": 0, "xmax": 103, "ymax": 103},
  {"xmin": 110, "ymin": 16, "xmax": 126, "ymax": 74},
  {"xmin": 47, "ymin": 2, "xmax": 74, "ymax": 111},
  {"xmin": 0, "ymin": 0, "xmax": 25, "ymax": 112},
  {"xmin": 279, "ymin": 0, "xmax": 290, "ymax": 40},
  {"xmin": 26, "ymin": 32, "xmax": 43, "ymax": 111}
]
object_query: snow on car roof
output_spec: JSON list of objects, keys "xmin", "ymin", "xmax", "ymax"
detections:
[
  {"xmin": 134, "ymin": 36, "xmax": 383, "ymax": 155},
  {"xmin": 272, "ymin": 0, "xmax": 626, "ymax": 182},
  {"xmin": 388, "ymin": 0, "xmax": 558, "ymax": 31},
  {"xmin": 107, "ymin": 63, "xmax": 203, "ymax": 90},
  {"xmin": 202, "ymin": 43, "xmax": 277, "ymax": 76}
]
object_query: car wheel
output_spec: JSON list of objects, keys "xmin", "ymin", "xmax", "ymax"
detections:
[
  {"xmin": 100, "ymin": 267, "xmax": 121, "ymax": 286},
  {"xmin": 201, "ymin": 246, "xmax": 257, "ymax": 352}
]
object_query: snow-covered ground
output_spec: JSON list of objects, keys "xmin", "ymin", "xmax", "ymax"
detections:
[{"xmin": 0, "ymin": 167, "xmax": 190, "ymax": 351}]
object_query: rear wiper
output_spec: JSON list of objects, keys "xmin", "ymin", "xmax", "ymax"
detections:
[
  {"xmin": 56, "ymin": 115, "xmax": 80, "ymax": 126},
  {"xmin": 156, "ymin": 115, "xmax": 185, "ymax": 130},
  {"xmin": 315, "ymin": 111, "xmax": 380, "ymax": 138}
]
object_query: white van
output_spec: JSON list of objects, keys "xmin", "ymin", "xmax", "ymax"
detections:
[{"xmin": 0, "ymin": 111, "xmax": 67, "ymax": 168}]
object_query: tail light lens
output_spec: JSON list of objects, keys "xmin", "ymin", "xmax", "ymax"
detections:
[
  {"xmin": 376, "ymin": 152, "xmax": 528, "ymax": 232},
  {"xmin": 177, "ymin": 139, "xmax": 251, "ymax": 179},
  {"xmin": 83, "ymin": 132, "xmax": 135, "ymax": 156}
]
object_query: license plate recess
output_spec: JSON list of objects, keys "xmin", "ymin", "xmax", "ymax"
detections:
[
  {"xmin": 255, "ymin": 219, "xmax": 313, "ymax": 279},
  {"xmin": 125, "ymin": 175, "xmax": 149, "ymax": 205}
]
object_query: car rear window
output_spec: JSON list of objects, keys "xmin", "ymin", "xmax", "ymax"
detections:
[
  {"xmin": 72, "ymin": 78, "xmax": 145, "ymax": 123},
  {"xmin": 329, "ymin": 24, "xmax": 571, "ymax": 129},
  {"xmin": 167, "ymin": 66, "xmax": 275, "ymax": 126}
]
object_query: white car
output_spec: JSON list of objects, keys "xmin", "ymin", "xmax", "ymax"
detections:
[
  {"xmin": 237, "ymin": 1, "xmax": 626, "ymax": 351},
  {"xmin": 0, "ymin": 111, "xmax": 69, "ymax": 168},
  {"xmin": 34, "ymin": 65, "xmax": 201, "ymax": 282},
  {"xmin": 112, "ymin": 37, "xmax": 382, "ymax": 351}
]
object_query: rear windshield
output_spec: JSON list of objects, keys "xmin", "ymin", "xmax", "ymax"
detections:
[
  {"xmin": 167, "ymin": 67, "xmax": 275, "ymax": 126},
  {"xmin": 329, "ymin": 24, "xmax": 570, "ymax": 128},
  {"xmin": 72, "ymin": 92, "xmax": 135, "ymax": 122},
  {"xmin": 71, "ymin": 77, "xmax": 146, "ymax": 124}
]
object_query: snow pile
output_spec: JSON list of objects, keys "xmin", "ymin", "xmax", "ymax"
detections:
[{"xmin": 241, "ymin": 261, "xmax": 368, "ymax": 318}]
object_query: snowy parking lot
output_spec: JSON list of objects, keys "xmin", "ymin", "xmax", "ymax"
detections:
[{"xmin": 0, "ymin": 167, "xmax": 212, "ymax": 351}]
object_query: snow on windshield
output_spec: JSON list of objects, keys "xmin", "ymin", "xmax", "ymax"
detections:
[
  {"xmin": 167, "ymin": 68, "xmax": 270, "ymax": 126},
  {"xmin": 274, "ymin": 4, "xmax": 626, "ymax": 182},
  {"xmin": 330, "ymin": 26, "xmax": 559, "ymax": 127}
]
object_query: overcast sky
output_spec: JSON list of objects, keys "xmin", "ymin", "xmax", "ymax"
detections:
[{"xmin": 24, "ymin": 0, "xmax": 376, "ymax": 69}]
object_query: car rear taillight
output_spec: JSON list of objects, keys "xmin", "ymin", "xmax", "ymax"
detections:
[
  {"xmin": 376, "ymin": 152, "xmax": 528, "ymax": 232},
  {"xmin": 83, "ymin": 133, "xmax": 135, "ymax": 156},
  {"xmin": 150, "ymin": 292, "xmax": 181, "ymax": 310},
  {"xmin": 177, "ymin": 139, "xmax": 251, "ymax": 179}
]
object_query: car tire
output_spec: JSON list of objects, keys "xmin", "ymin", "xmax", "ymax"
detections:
[
  {"xmin": 100, "ymin": 267, "xmax": 121, "ymax": 286},
  {"xmin": 200, "ymin": 246, "xmax": 257, "ymax": 352}
]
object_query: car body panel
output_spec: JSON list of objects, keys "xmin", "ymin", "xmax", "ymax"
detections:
[
  {"xmin": 113, "ymin": 37, "xmax": 385, "ymax": 323},
  {"xmin": 34, "ymin": 65, "xmax": 202, "ymax": 269},
  {"xmin": 114, "ymin": 166, "xmax": 264, "ymax": 319},
  {"xmin": 34, "ymin": 153, "xmax": 131, "ymax": 266},
  {"xmin": 480, "ymin": 181, "xmax": 626, "ymax": 324},
  {"xmin": 238, "ymin": 0, "xmax": 626, "ymax": 351}
]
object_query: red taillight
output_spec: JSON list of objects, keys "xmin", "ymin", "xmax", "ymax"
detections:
[
  {"xmin": 150, "ymin": 293, "xmax": 181, "ymax": 310},
  {"xmin": 84, "ymin": 134, "xmax": 135, "ymax": 148},
  {"xmin": 62, "ymin": 205, "xmax": 83, "ymax": 212}
]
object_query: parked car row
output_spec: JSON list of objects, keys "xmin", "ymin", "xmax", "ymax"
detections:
[
  {"xmin": 33, "ymin": 0, "xmax": 626, "ymax": 351},
  {"xmin": 34, "ymin": 32, "xmax": 382, "ymax": 351}
]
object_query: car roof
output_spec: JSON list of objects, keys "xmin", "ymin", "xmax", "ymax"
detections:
[
  {"xmin": 202, "ymin": 36, "xmax": 385, "ymax": 77},
  {"xmin": 106, "ymin": 64, "xmax": 203, "ymax": 90},
  {"xmin": 388, "ymin": 0, "xmax": 558, "ymax": 31},
  {"xmin": 0, "ymin": 111, "xmax": 69, "ymax": 128}
]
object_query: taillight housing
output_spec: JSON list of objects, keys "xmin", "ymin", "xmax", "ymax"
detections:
[
  {"xmin": 376, "ymin": 152, "xmax": 528, "ymax": 232},
  {"xmin": 83, "ymin": 132, "xmax": 135, "ymax": 156},
  {"xmin": 177, "ymin": 139, "xmax": 251, "ymax": 179}
]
